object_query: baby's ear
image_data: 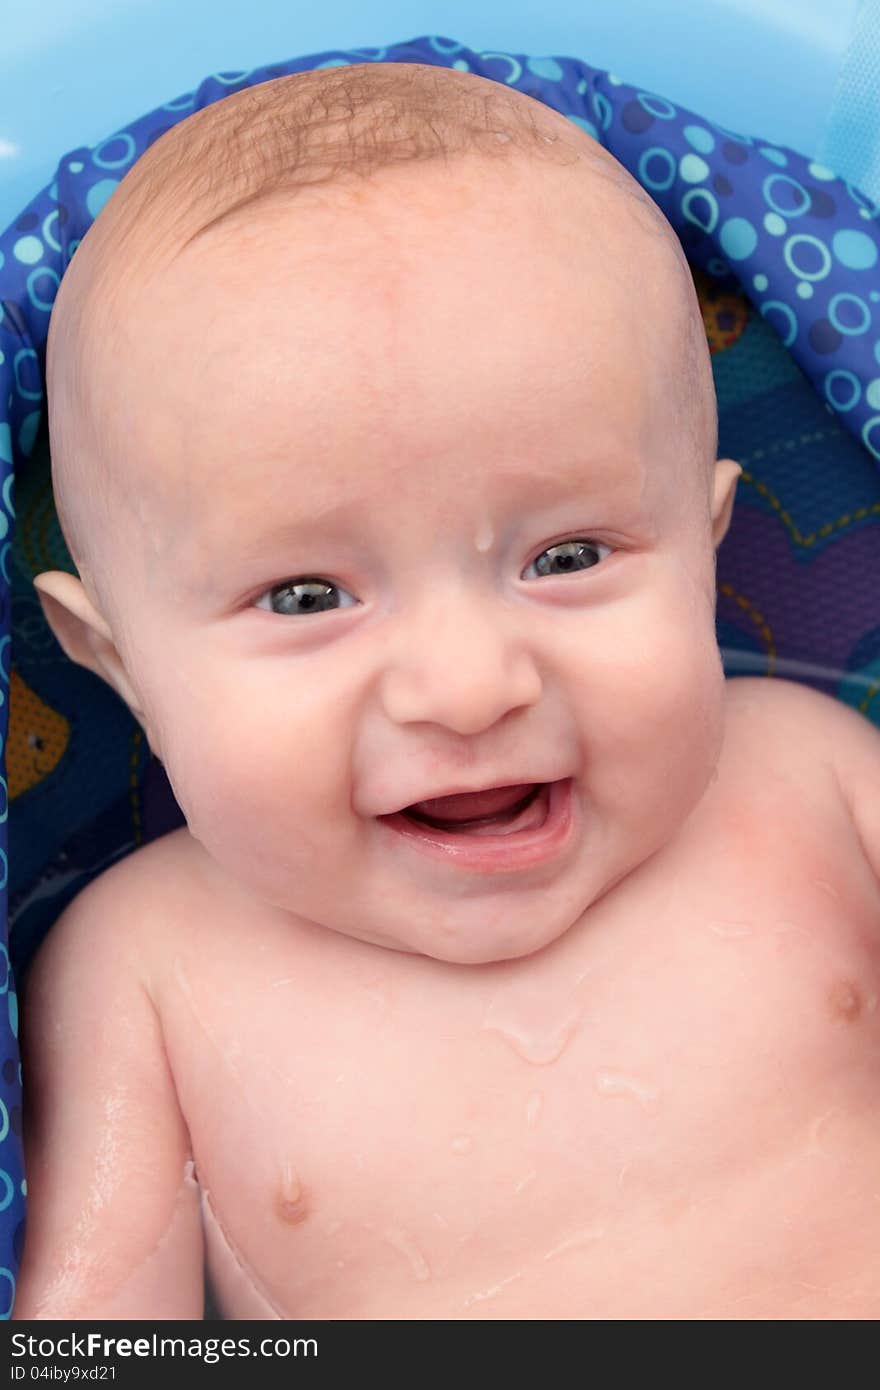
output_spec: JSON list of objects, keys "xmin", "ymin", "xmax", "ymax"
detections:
[
  {"xmin": 710, "ymin": 457, "xmax": 742, "ymax": 548},
  {"xmin": 32, "ymin": 571, "xmax": 152, "ymax": 737}
]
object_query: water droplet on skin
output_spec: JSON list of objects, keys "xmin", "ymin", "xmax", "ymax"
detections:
[
  {"xmin": 360, "ymin": 974, "xmax": 391, "ymax": 1010},
  {"xmin": 807, "ymin": 1106, "xmax": 840, "ymax": 1154},
  {"xmin": 383, "ymin": 1226, "xmax": 432, "ymax": 1282},
  {"xmin": 463, "ymin": 1271, "xmax": 523, "ymax": 1306},
  {"xmin": 451, "ymin": 1135, "xmax": 473, "ymax": 1155},
  {"xmin": 482, "ymin": 980, "xmax": 587, "ymax": 1065},
  {"xmin": 474, "ymin": 517, "xmax": 494, "ymax": 552},
  {"xmin": 595, "ymin": 1069, "xmax": 660, "ymax": 1115},
  {"xmin": 281, "ymin": 1161, "xmax": 301, "ymax": 1201},
  {"xmin": 277, "ymin": 1159, "xmax": 308, "ymax": 1225},
  {"xmin": 526, "ymin": 1092, "xmax": 543, "ymax": 1128},
  {"xmin": 707, "ymin": 919, "xmax": 753, "ymax": 939},
  {"xmin": 813, "ymin": 879, "xmax": 840, "ymax": 901},
  {"xmin": 543, "ymin": 1225, "xmax": 605, "ymax": 1260}
]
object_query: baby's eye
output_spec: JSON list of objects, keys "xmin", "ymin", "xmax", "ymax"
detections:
[
  {"xmin": 254, "ymin": 579, "xmax": 357, "ymax": 617},
  {"xmin": 253, "ymin": 539, "xmax": 611, "ymax": 617},
  {"xmin": 524, "ymin": 538, "xmax": 611, "ymax": 579}
]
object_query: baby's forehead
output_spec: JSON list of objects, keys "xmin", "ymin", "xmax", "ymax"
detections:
[
  {"xmin": 111, "ymin": 156, "xmax": 701, "ymax": 538},
  {"xmin": 141, "ymin": 156, "xmax": 681, "ymax": 385}
]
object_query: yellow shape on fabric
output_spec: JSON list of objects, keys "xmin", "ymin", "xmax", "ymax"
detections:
[{"xmin": 7, "ymin": 667, "xmax": 71, "ymax": 799}]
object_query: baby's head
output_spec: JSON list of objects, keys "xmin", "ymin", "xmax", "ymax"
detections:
[{"xmin": 35, "ymin": 63, "xmax": 741, "ymax": 965}]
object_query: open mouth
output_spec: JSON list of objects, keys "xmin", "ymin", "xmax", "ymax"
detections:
[
  {"xmin": 400, "ymin": 783, "xmax": 545, "ymax": 836},
  {"xmin": 376, "ymin": 779, "xmax": 575, "ymax": 874}
]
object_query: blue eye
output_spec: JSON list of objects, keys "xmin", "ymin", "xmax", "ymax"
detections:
[
  {"xmin": 524, "ymin": 538, "xmax": 611, "ymax": 579},
  {"xmin": 254, "ymin": 579, "xmax": 357, "ymax": 617},
  {"xmin": 254, "ymin": 538, "xmax": 612, "ymax": 616}
]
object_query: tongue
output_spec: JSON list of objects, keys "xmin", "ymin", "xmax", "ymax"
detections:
[{"xmin": 408, "ymin": 783, "xmax": 536, "ymax": 823}]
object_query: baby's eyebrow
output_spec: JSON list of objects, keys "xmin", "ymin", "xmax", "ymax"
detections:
[
  {"xmin": 218, "ymin": 461, "xmax": 632, "ymax": 562},
  {"xmin": 230, "ymin": 493, "xmax": 367, "ymax": 565}
]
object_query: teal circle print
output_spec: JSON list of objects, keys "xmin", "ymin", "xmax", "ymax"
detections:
[
  {"xmin": 682, "ymin": 188, "xmax": 718, "ymax": 234},
  {"xmin": 638, "ymin": 146, "xmax": 676, "ymax": 192},
  {"xmin": 762, "ymin": 173, "xmax": 810, "ymax": 217},
  {"xmin": 637, "ymin": 93, "xmax": 676, "ymax": 120},
  {"xmin": 829, "ymin": 293, "xmax": 871, "ymax": 336},
  {"xmin": 680, "ymin": 154, "xmax": 710, "ymax": 184},
  {"xmin": 760, "ymin": 299, "xmax": 798, "ymax": 347},
  {"xmin": 720, "ymin": 218, "xmax": 758, "ymax": 261},
  {"xmin": 863, "ymin": 416, "xmax": 880, "ymax": 460},
  {"xmin": 783, "ymin": 234, "xmax": 832, "ymax": 282},
  {"xmin": 0, "ymin": 1267, "xmax": 14, "ymax": 1319},
  {"xmin": 592, "ymin": 92, "xmax": 612, "ymax": 131},
  {"xmin": 824, "ymin": 369, "xmax": 861, "ymax": 411},
  {"xmin": 683, "ymin": 125, "xmax": 714, "ymax": 153},
  {"xmin": 832, "ymin": 229, "xmax": 878, "ymax": 271},
  {"xmin": 27, "ymin": 266, "xmax": 60, "ymax": 314},
  {"xmin": 92, "ymin": 132, "xmax": 137, "ymax": 170}
]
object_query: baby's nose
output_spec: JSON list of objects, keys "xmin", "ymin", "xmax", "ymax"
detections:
[{"xmin": 379, "ymin": 591, "xmax": 542, "ymax": 735}]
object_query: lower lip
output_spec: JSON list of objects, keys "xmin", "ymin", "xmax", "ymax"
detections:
[{"xmin": 377, "ymin": 779, "xmax": 576, "ymax": 874}]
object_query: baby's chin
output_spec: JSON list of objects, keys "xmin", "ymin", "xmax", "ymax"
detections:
[{"xmin": 322, "ymin": 898, "xmax": 599, "ymax": 966}]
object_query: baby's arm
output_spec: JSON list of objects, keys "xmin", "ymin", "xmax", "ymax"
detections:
[
  {"xmin": 828, "ymin": 695, "xmax": 880, "ymax": 886},
  {"xmin": 13, "ymin": 865, "xmax": 204, "ymax": 1319}
]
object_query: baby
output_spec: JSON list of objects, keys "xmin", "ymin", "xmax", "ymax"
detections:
[{"xmin": 12, "ymin": 63, "xmax": 880, "ymax": 1320}]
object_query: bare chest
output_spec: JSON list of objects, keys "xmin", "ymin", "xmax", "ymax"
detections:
[{"xmin": 156, "ymin": 785, "xmax": 880, "ymax": 1318}]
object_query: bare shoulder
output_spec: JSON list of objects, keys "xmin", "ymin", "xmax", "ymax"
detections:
[
  {"xmin": 724, "ymin": 674, "xmax": 878, "ymax": 772},
  {"xmin": 27, "ymin": 827, "xmax": 206, "ymax": 991},
  {"xmin": 67, "ymin": 825, "xmax": 202, "ymax": 917},
  {"xmin": 723, "ymin": 675, "xmax": 880, "ymax": 880}
]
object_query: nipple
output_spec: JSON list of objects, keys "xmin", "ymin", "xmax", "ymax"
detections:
[{"xmin": 826, "ymin": 979, "xmax": 862, "ymax": 1023}]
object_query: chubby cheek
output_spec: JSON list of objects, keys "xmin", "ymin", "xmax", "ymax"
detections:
[
  {"xmin": 571, "ymin": 576, "xmax": 725, "ymax": 838},
  {"xmin": 148, "ymin": 654, "xmax": 355, "ymax": 898}
]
